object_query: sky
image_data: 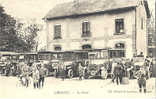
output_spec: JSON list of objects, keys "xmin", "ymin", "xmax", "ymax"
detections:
[
  {"xmin": 0, "ymin": 0, "xmax": 74, "ymax": 19},
  {"xmin": 0, "ymin": 0, "xmax": 155, "ymax": 49}
]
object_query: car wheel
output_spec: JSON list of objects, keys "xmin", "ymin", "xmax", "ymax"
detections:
[
  {"xmin": 90, "ymin": 70, "xmax": 96, "ymax": 76},
  {"xmin": 68, "ymin": 69, "xmax": 73, "ymax": 79}
]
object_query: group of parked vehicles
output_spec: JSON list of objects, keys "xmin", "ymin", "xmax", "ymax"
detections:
[{"xmin": 0, "ymin": 49, "xmax": 155, "ymax": 80}]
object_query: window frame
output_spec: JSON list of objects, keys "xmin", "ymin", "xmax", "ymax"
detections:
[
  {"xmin": 109, "ymin": 50, "xmax": 125, "ymax": 58},
  {"xmin": 82, "ymin": 44, "xmax": 92, "ymax": 50},
  {"xmin": 82, "ymin": 21, "xmax": 91, "ymax": 37},
  {"xmin": 53, "ymin": 24, "xmax": 62, "ymax": 40},
  {"xmin": 115, "ymin": 18, "xmax": 124, "ymax": 35}
]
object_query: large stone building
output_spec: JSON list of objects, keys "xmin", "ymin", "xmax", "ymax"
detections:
[{"xmin": 44, "ymin": 0, "xmax": 150, "ymax": 59}]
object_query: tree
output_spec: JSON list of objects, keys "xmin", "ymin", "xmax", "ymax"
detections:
[
  {"xmin": 16, "ymin": 19, "xmax": 42, "ymax": 52},
  {"xmin": 0, "ymin": 5, "xmax": 17, "ymax": 51},
  {"xmin": 0, "ymin": 5, "xmax": 42, "ymax": 52}
]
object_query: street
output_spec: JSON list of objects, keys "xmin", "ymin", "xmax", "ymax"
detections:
[{"xmin": 0, "ymin": 76, "xmax": 155, "ymax": 99}]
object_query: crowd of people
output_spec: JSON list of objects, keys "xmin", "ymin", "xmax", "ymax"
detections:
[
  {"xmin": 17, "ymin": 61, "xmax": 48, "ymax": 89},
  {"xmin": 110, "ymin": 57, "xmax": 153, "ymax": 93},
  {"xmin": 0, "ymin": 55, "xmax": 154, "ymax": 92},
  {"xmin": 71, "ymin": 56, "xmax": 153, "ymax": 93}
]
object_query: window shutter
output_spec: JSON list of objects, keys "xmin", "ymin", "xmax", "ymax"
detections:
[
  {"xmin": 87, "ymin": 22, "xmax": 90, "ymax": 32},
  {"xmin": 82, "ymin": 22, "xmax": 85, "ymax": 33}
]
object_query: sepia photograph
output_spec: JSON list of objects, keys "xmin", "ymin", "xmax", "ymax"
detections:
[{"xmin": 0, "ymin": 0, "xmax": 155, "ymax": 99}]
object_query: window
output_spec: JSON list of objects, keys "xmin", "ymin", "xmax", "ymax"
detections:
[
  {"xmin": 51, "ymin": 54, "xmax": 58, "ymax": 59},
  {"xmin": 109, "ymin": 43, "xmax": 125, "ymax": 58},
  {"xmin": 63, "ymin": 52, "xmax": 74, "ymax": 61},
  {"xmin": 115, "ymin": 19, "xmax": 124, "ymax": 34},
  {"xmin": 109, "ymin": 50, "xmax": 125, "ymax": 58},
  {"xmin": 38, "ymin": 54, "xmax": 51, "ymax": 60},
  {"xmin": 57, "ymin": 54, "xmax": 63, "ymax": 59},
  {"xmin": 141, "ymin": 18, "xmax": 144, "ymax": 29},
  {"xmin": 115, "ymin": 43, "xmax": 125, "ymax": 49},
  {"xmin": 148, "ymin": 48, "xmax": 153, "ymax": 57},
  {"xmin": 88, "ymin": 50, "xmax": 108, "ymax": 59},
  {"xmin": 54, "ymin": 25, "xmax": 61, "ymax": 39},
  {"xmin": 54, "ymin": 45, "xmax": 61, "ymax": 51},
  {"xmin": 82, "ymin": 44, "xmax": 92, "ymax": 50},
  {"xmin": 148, "ymin": 37, "xmax": 153, "ymax": 46},
  {"xmin": 82, "ymin": 21, "xmax": 91, "ymax": 37}
]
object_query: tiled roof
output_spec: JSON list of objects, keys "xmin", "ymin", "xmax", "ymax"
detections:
[{"xmin": 44, "ymin": 0, "xmax": 139, "ymax": 20}]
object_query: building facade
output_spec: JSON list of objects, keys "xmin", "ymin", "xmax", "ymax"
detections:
[
  {"xmin": 44, "ymin": 0, "xmax": 150, "ymax": 59},
  {"xmin": 147, "ymin": 16, "xmax": 156, "ymax": 57}
]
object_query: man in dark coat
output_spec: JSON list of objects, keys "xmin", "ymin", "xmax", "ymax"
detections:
[
  {"xmin": 113, "ymin": 62, "xmax": 122, "ymax": 85},
  {"xmin": 38, "ymin": 63, "xmax": 47, "ymax": 88}
]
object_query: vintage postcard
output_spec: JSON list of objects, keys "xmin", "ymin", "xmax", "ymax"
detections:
[{"xmin": 0, "ymin": 0, "xmax": 155, "ymax": 99}]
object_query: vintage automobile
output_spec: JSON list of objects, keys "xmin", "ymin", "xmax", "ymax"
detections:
[
  {"xmin": 82, "ymin": 62, "xmax": 110, "ymax": 79},
  {"xmin": 52, "ymin": 60, "xmax": 84, "ymax": 78},
  {"xmin": 50, "ymin": 60, "xmax": 61, "ymax": 77},
  {"xmin": 85, "ymin": 64, "xmax": 101, "ymax": 79},
  {"xmin": 0, "ymin": 61, "xmax": 7, "ymax": 75},
  {"xmin": 51, "ymin": 51, "xmax": 88, "ymax": 78}
]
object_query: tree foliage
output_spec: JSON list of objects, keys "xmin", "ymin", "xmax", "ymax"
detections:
[
  {"xmin": 0, "ymin": 5, "xmax": 41, "ymax": 52},
  {"xmin": 0, "ymin": 5, "xmax": 17, "ymax": 51},
  {"xmin": 16, "ymin": 22, "xmax": 41, "ymax": 52}
]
